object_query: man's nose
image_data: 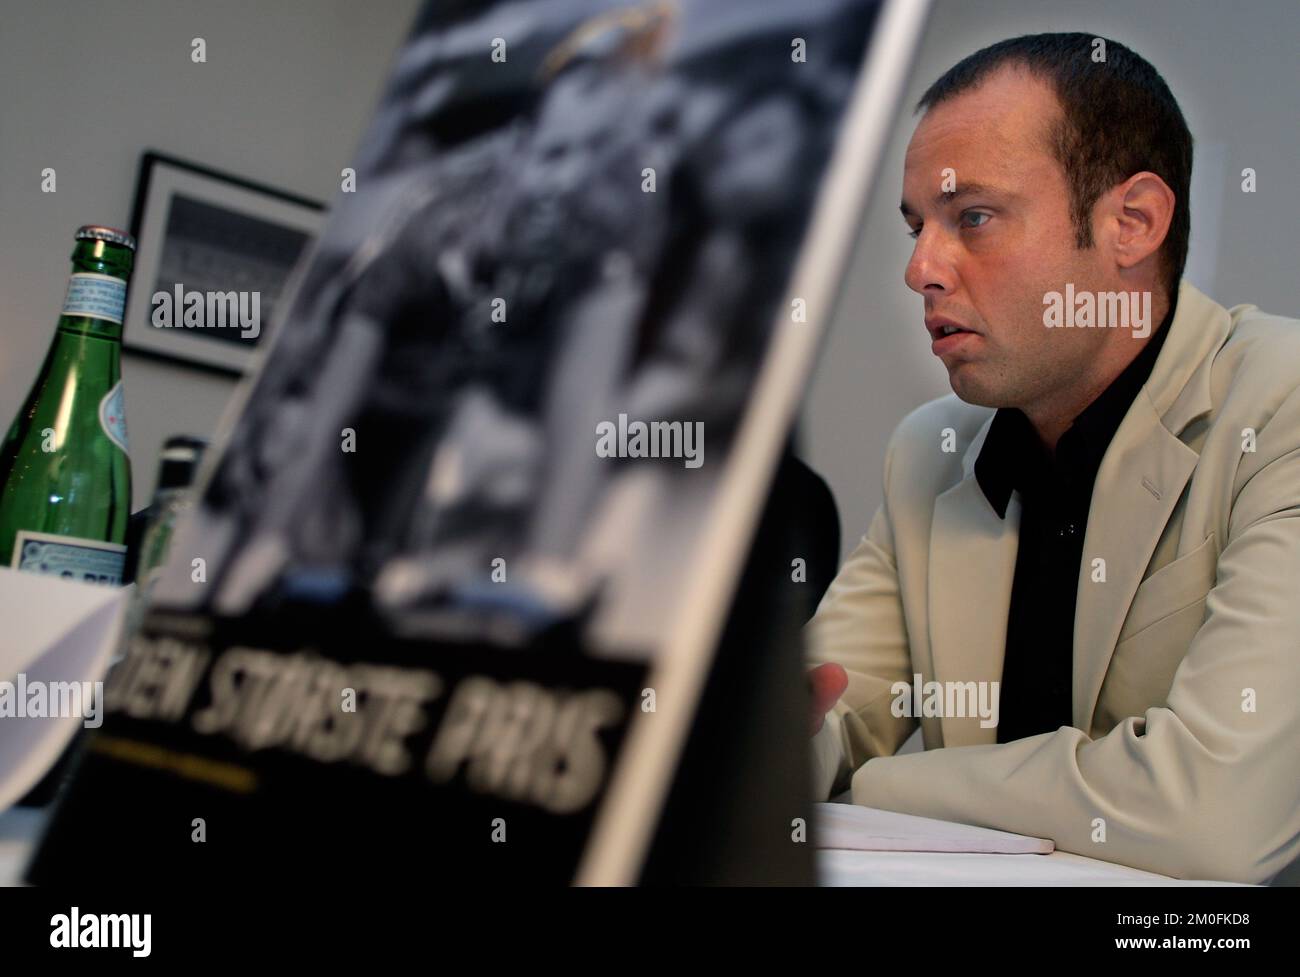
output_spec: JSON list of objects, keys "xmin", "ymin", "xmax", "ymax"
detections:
[{"xmin": 904, "ymin": 228, "xmax": 956, "ymax": 296}]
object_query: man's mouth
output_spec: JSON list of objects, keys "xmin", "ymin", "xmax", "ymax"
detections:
[
  {"xmin": 925, "ymin": 317, "xmax": 975, "ymax": 339},
  {"xmin": 926, "ymin": 318, "xmax": 979, "ymax": 356}
]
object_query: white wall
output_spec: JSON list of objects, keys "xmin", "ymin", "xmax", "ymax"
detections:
[
  {"xmin": 0, "ymin": 0, "xmax": 422, "ymax": 508},
  {"xmin": 803, "ymin": 0, "xmax": 1300, "ymax": 560},
  {"xmin": 2, "ymin": 0, "xmax": 1295, "ymax": 548}
]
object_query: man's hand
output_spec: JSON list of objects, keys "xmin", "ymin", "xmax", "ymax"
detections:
[{"xmin": 808, "ymin": 662, "xmax": 848, "ymax": 736}]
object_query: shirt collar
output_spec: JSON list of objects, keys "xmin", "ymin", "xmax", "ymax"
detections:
[{"xmin": 974, "ymin": 292, "xmax": 1178, "ymax": 519}]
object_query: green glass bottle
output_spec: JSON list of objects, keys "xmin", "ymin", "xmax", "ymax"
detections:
[{"xmin": 0, "ymin": 225, "xmax": 136, "ymax": 586}]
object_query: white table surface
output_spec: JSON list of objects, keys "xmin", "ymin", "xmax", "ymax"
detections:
[
  {"xmin": 0, "ymin": 805, "xmax": 1243, "ymax": 886},
  {"xmin": 817, "ymin": 846, "xmax": 1241, "ymax": 886}
]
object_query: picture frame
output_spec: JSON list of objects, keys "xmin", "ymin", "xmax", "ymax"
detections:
[{"xmin": 123, "ymin": 151, "xmax": 326, "ymax": 375}]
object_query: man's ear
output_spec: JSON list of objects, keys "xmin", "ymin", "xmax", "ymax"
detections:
[{"xmin": 1102, "ymin": 171, "xmax": 1176, "ymax": 271}]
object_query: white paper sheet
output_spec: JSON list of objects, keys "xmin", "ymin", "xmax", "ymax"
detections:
[{"xmin": 0, "ymin": 567, "xmax": 130, "ymax": 811}]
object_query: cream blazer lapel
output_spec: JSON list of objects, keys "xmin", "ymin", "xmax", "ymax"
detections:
[
  {"xmin": 927, "ymin": 416, "xmax": 1016, "ymax": 748},
  {"xmin": 1073, "ymin": 282, "xmax": 1230, "ymax": 732}
]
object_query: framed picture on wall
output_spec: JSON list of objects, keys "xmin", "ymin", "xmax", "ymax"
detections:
[{"xmin": 123, "ymin": 151, "xmax": 326, "ymax": 375}]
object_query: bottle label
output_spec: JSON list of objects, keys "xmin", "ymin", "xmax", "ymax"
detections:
[
  {"xmin": 11, "ymin": 530, "xmax": 126, "ymax": 586},
  {"xmin": 62, "ymin": 272, "xmax": 127, "ymax": 324},
  {"xmin": 99, "ymin": 381, "xmax": 129, "ymax": 452}
]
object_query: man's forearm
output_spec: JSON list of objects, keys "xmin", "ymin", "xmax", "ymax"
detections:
[{"xmin": 849, "ymin": 714, "xmax": 1300, "ymax": 884}]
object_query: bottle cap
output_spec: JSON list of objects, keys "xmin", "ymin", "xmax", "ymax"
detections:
[
  {"xmin": 156, "ymin": 435, "xmax": 208, "ymax": 491},
  {"xmin": 75, "ymin": 225, "xmax": 136, "ymax": 251}
]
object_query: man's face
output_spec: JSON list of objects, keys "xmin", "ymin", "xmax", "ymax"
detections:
[
  {"xmin": 900, "ymin": 66, "xmax": 1111, "ymax": 413},
  {"xmin": 508, "ymin": 64, "xmax": 637, "ymax": 255}
]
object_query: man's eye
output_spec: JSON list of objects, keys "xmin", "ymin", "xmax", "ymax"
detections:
[
  {"xmin": 906, "ymin": 224, "xmax": 922, "ymax": 240},
  {"xmin": 961, "ymin": 211, "xmax": 990, "ymax": 229}
]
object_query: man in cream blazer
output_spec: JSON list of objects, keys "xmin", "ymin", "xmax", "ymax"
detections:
[{"xmin": 807, "ymin": 35, "xmax": 1300, "ymax": 884}]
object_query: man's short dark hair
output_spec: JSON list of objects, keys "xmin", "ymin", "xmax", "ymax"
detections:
[{"xmin": 916, "ymin": 33, "xmax": 1193, "ymax": 299}]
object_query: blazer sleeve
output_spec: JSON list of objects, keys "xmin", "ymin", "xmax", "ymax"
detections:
[
  {"xmin": 804, "ymin": 429, "xmax": 918, "ymax": 800},
  {"xmin": 849, "ymin": 389, "xmax": 1300, "ymax": 883}
]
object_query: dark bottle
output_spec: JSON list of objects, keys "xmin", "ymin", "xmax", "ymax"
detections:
[{"xmin": 122, "ymin": 435, "xmax": 207, "ymax": 630}]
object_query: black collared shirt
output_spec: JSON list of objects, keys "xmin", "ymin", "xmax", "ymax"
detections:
[{"xmin": 974, "ymin": 296, "xmax": 1176, "ymax": 743}]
